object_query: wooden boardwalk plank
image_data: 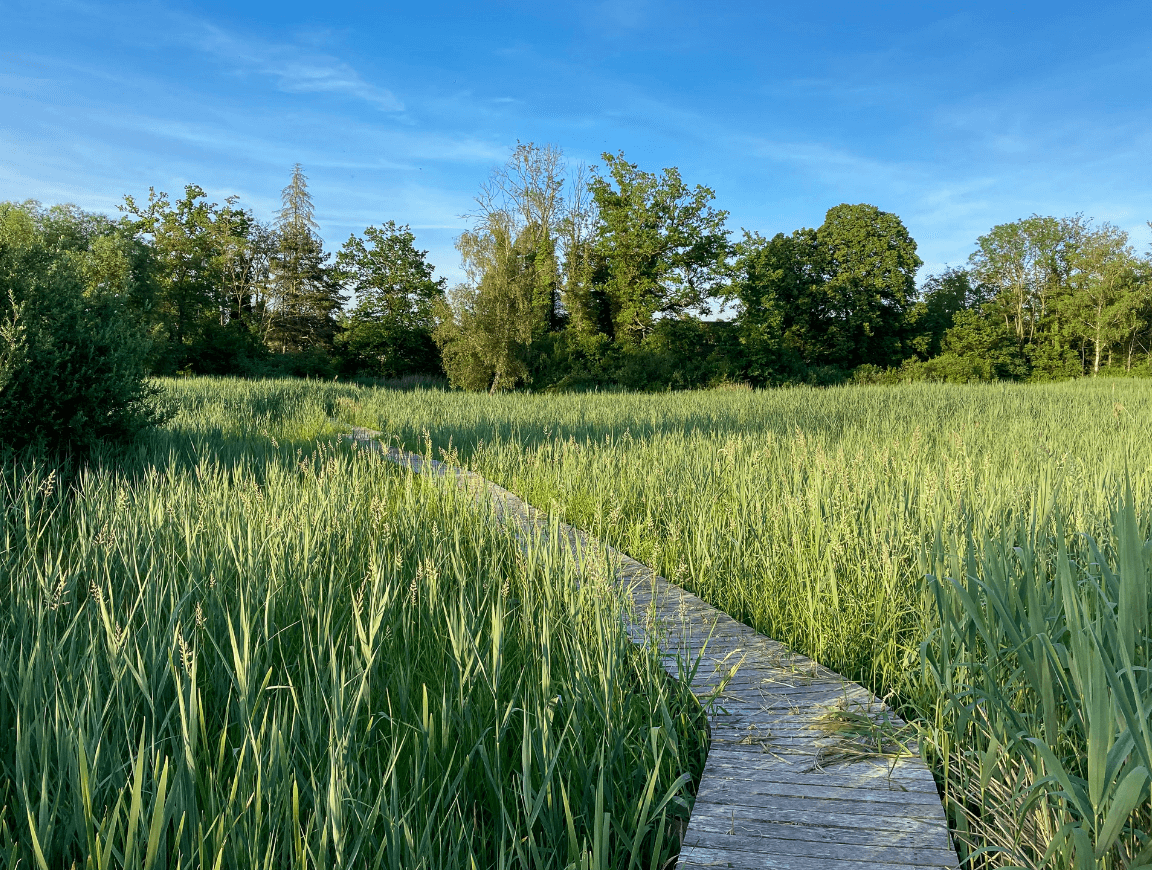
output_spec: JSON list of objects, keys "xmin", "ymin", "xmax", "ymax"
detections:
[{"xmin": 346, "ymin": 429, "xmax": 958, "ymax": 869}]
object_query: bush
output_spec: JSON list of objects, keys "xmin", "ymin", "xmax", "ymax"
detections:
[{"xmin": 0, "ymin": 203, "xmax": 160, "ymax": 455}]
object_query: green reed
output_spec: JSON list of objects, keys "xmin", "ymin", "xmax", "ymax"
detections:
[
  {"xmin": 0, "ymin": 383, "xmax": 706, "ymax": 869},
  {"xmin": 922, "ymin": 492, "xmax": 1151, "ymax": 869},
  {"xmin": 323, "ymin": 376, "xmax": 1152, "ymax": 869}
]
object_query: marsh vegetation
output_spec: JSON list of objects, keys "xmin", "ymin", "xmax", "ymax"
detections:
[{"xmin": 0, "ymin": 382, "xmax": 707, "ymax": 869}]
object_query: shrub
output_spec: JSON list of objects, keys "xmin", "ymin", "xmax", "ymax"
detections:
[{"xmin": 0, "ymin": 203, "xmax": 160, "ymax": 455}]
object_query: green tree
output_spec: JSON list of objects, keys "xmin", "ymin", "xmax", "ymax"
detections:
[
  {"xmin": 471, "ymin": 142, "xmax": 567, "ymax": 331},
  {"xmin": 0, "ymin": 202, "xmax": 159, "ymax": 454},
  {"xmin": 435, "ymin": 143, "xmax": 580, "ymax": 391},
  {"xmin": 121, "ymin": 184, "xmax": 268, "ymax": 373},
  {"xmin": 122, "ymin": 185, "xmax": 234, "ymax": 370},
  {"xmin": 435, "ymin": 225, "xmax": 541, "ymax": 392},
  {"xmin": 929, "ymin": 308, "xmax": 1029, "ymax": 381},
  {"xmin": 337, "ymin": 222, "xmax": 445, "ymax": 377},
  {"xmin": 1117, "ymin": 247, "xmax": 1152, "ymax": 371},
  {"xmin": 1059, "ymin": 222, "xmax": 1144, "ymax": 375},
  {"xmin": 968, "ymin": 215, "xmax": 1080, "ymax": 347},
  {"xmin": 729, "ymin": 229, "xmax": 822, "ymax": 382},
  {"xmin": 814, "ymin": 203, "xmax": 922, "ymax": 368},
  {"xmin": 268, "ymin": 164, "xmax": 345, "ymax": 353},
  {"xmin": 28, "ymin": 201, "xmax": 157, "ymax": 317},
  {"xmin": 907, "ymin": 267, "xmax": 987, "ymax": 359},
  {"xmin": 557, "ymin": 161, "xmax": 599, "ymax": 339},
  {"xmin": 215, "ymin": 210, "xmax": 274, "ymax": 337},
  {"xmin": 731, "ymin": 204, "xmax": 920, "ymax": 375},
  {"xmin": 588, "ymin": 153, "xmax": 729, "ymax": 343}
]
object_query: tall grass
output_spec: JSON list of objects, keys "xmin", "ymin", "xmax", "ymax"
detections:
[
  {"xmin": 322, "ymin": 377, "xmax": 1152, "ymax": 868},
  {"xmin": 923, "ymin": 497, "xmax": 1151, "ymax": 868},
  {"xmin": 0, "ymin": 383, "xmax": 707, "ymax": 869}
]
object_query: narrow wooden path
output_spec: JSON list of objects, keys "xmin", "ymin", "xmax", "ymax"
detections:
[{"xmin": 348, "ymin": 428, "xmax": 958, "ymax": 870}]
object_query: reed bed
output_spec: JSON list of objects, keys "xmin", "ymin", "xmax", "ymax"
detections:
[
  {"xmin": 0, "ymin": 385, "xmax": 707, "ymax": 869},
  {"xmin": 322, "ymin": 377, "xmax": 1152, "ymax": 870}
]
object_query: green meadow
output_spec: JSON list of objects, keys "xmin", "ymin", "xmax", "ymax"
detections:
[
  {"xmin": 2, "ymin": 376, "xmax": 1150, "ymax": 868},
  {"xmin": 0, "ymin": 383, "xmax": 706, "ymax": 870},
  {"xmin": 336, "ymin": 377, "xmax": 1152, "ymax": 869}
]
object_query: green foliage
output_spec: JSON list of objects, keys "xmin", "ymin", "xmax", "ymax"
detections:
[
  {"xmin": 336, "ymin": 221, "xmax": 445, "ymax": 377},
  {"xmin": 508, "ymin": 320, "xmax": 742, "ymax": 393},
  {"xmin": 730, "ymin": 228, "xmax": 822, "ymax": 383},
  {"xmin": 814, "ymin": 203, "xmax": 922, "ymax": 367},
  {"xmin": 122, "ymin": 184, "xmax": 247, "ymax": 373},
  {"xmin": 267, "ymin": 165, "xmax": 346, "ymax": 353},
  {"xmin": 731, "ymin": 210, "xmax": 1149, "ymax": 387},
  {"xmin": 0, "ymin": 202, "xmax": 160, "ymax": 456},
  {"xmin": 731, "ymin": 205, "xmax": 921, "ymax": 380},
  {"xmin": 336, "ymin": 377, "xmax": 1152, "ymax": 867},
  {"xmin": 0, "ymin": 379, "xmax": 706, "ymax": 869},
  {"xmin": 15, "ymin": 157, "xmax": 1152, "ymax": 391},
  {"xmin": 922, "ymin": 309, "xmax": 1029, "ymax": 382},
  {"xmin": 1059, "ymin": 222, "xmax": 1144, "ymax": 375},
  {"xmin": 434, "ymin": 228, "xmax": 542, "ymax": 392},
  {"xmin": 923, "ymin": 498, "xmax": 1152, "ymax": 869},
  {"xmin": 588, "ymin": 153, "xmax": 729, "ymax": 344},
  {"xmin": 438, "ymin": 148, "xmax": 738, "ymax": 392},
  {"xmin": 907, "ymin": 267, "xmax": 985, "ymax": 359},
  {"xmin": 968, "ymin": 215, "xmax": 1076, "ymax": 346},
  {"xmin": 435, "ymin": 144, "xmax": 576, "ymax": 392},
  {"xmin": 961, "ymin": 215, "xmax": 1152, "ymax": 380}
]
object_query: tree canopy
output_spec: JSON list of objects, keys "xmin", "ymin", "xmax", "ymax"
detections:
[
  {"xmin": 338, "ymin": 222, "xmax": 444, "ymax": 378},
  {"xmin": 587, "ymin": 152, "xmax": 730, "ymax": 343},
  {"xmin": 6, "ymin": 148, "xmax": 1152, "ymax": 405}
]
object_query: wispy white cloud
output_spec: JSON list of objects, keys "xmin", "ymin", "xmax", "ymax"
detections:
[
  {"xmin": 16, "ymin": 0, "xmax": 406, "ymax": 112},
  {"xmin": 186, "ymin": 20, "xmax": 403, "ymax": 111},
  {"xmin": 40, "ymin": 1, "xmax": 403, "ymax": 111},
  {"xmin": 105, "ymin": 108, "xmax": 505, "ymax": 171}
]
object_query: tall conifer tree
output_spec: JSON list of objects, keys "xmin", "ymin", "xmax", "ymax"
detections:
[{"xmin": 268, "ymin": 164, "xmax": 345, "ymax": 352}]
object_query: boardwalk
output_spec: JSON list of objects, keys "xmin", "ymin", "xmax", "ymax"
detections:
[{"xmin": 348, "ymin": 428, "xmax": 958, "ymax": 870}]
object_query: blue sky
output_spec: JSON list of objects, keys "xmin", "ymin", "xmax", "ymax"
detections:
[{"xmin": 3, "ymin": 0, "xmax": 1151, "ymax": 286}]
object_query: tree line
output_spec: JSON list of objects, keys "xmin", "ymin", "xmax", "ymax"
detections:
[
  {"xmin": 436, "ymin": 144, "xmax": 1152, "ymax": 390},
  {"xmin": 1, "ymin": 164, "xmax": 443, "ymax": 381},
  {"xmin": 4, "ymin": 146, "xmax": 1152, "ymax": 422}
]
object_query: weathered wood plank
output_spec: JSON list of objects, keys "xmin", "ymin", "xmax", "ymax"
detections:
[
  {"xmin": 685, "ymin": 801, "xmax": 955, "ymax": 838},
  {"xmin": 677, "ymin": 844, "xmax": 955, "ymax": 870},
  {"xmin": 692, "ymin": 775, "xmax": 949, "ymax": 806},
  {"xmin": 347, "ymin": 429, "xmax": 958, "ymax": 869},
  {"xmin": 693, "ymin": 760, "xmax": 942, "ymax": 793},
  {"xmin": 682, "ymin": 828, "xmax": 960, "ymax": 865},
  {"xmin": 688, "ymin": 789, "xmax": 952, "ymax": 818},
  {"xmin": 682, "ymin": 821, "xmax": 953, "ymax": 856}
]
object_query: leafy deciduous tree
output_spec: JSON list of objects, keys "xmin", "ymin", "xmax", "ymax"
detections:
[
  {"xmin": 729, "ymin": 229, "xmax": 821, "ymax": 382},
  {"xmin": 731, "ymin": 204, "xmax": 920, "ymax": 376},
  {"xmin": 122, "ymin": 184, "xmax": 243, "ymax": 370},
  {"xmin": 588, "ymin": 153, "xmax": 730, "ymax": 343},
  {"xmin": 907, "ymin": 267, "xmax": 987, "ymax": 360},
  {"xmin": 436, "ymin": 143, "xmax": 579, "ymax": 391},
  {"xmin": 436, "ymin": 226, "xmax": 542, "ymax": 392},
  {"xmin": 337, "ymin": 222, "xmax": 445, "ymax": 377},
  {"xmin": 814, "ymin": 203, "xmax": 922, "ymax": 368},
  {"xmin": 968, "ymin": 215, "xmax": 1080, "ymax": 346}
]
